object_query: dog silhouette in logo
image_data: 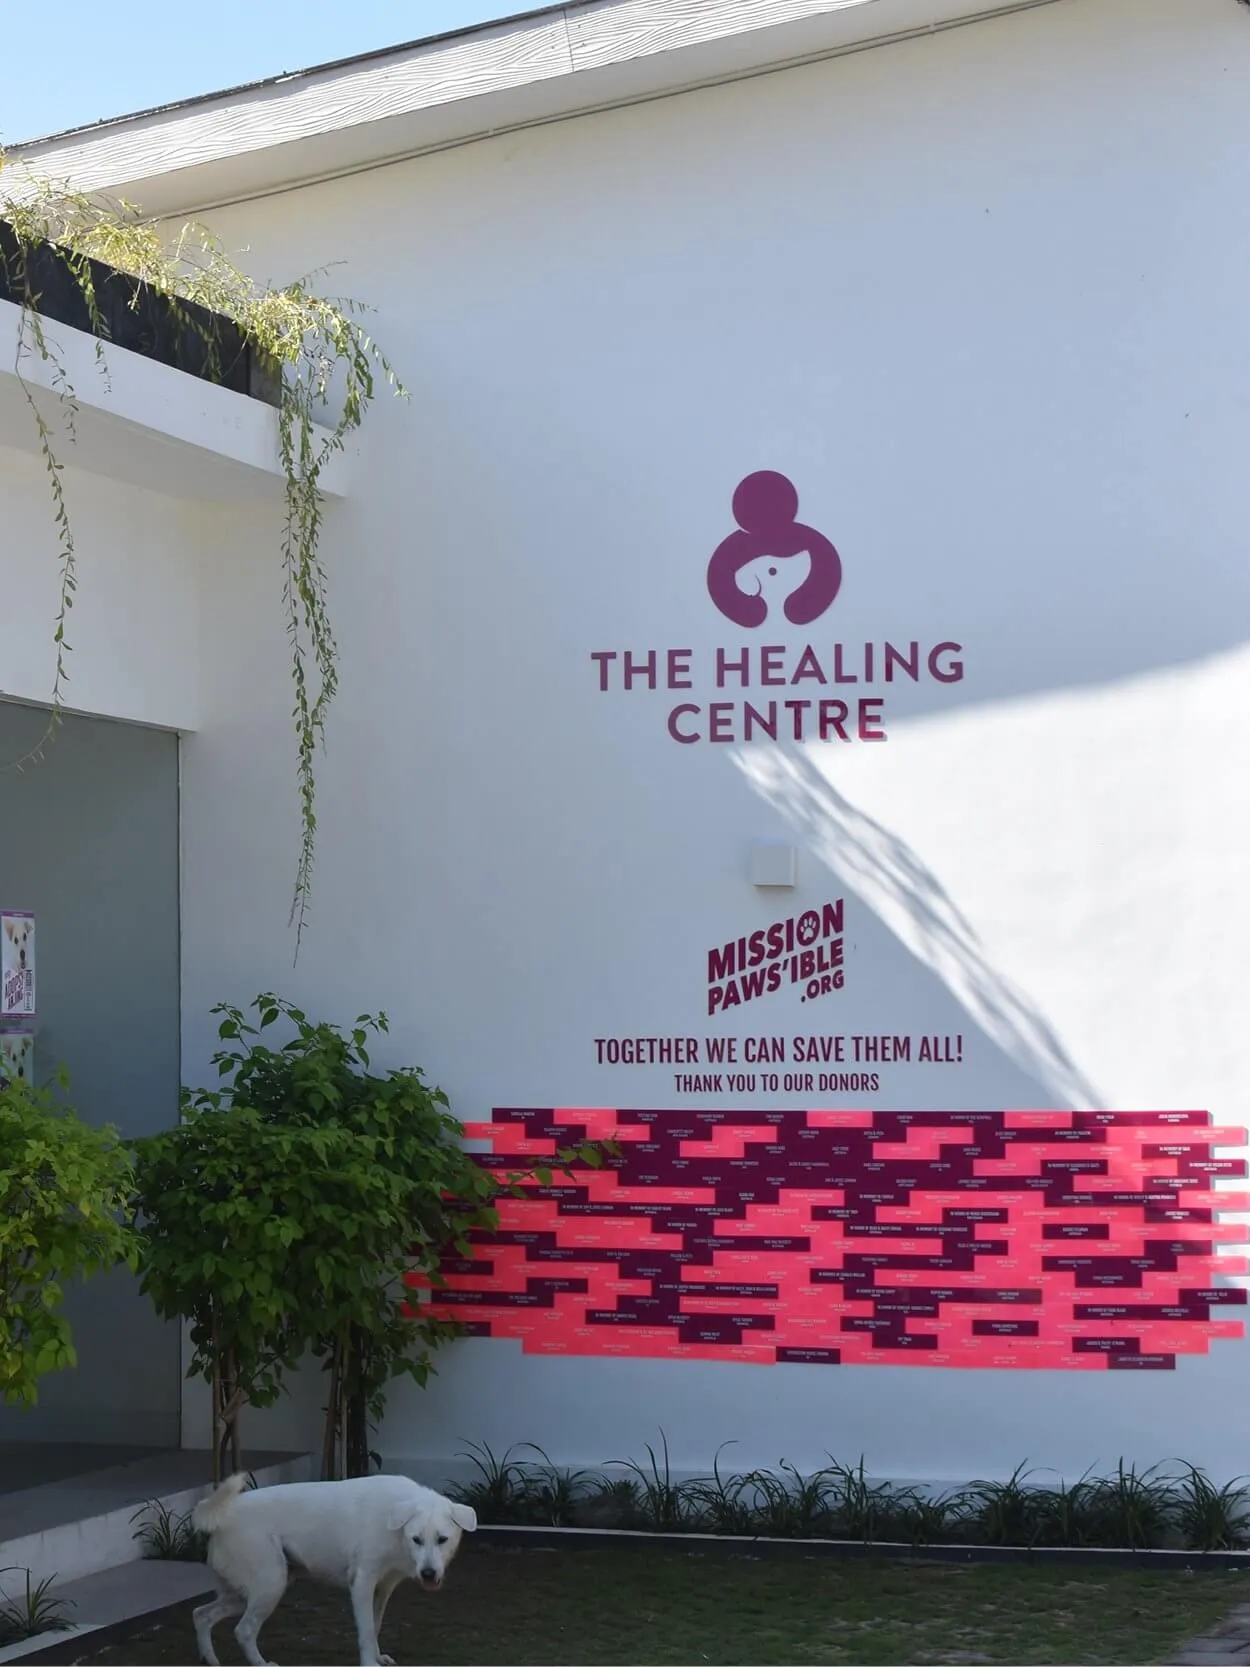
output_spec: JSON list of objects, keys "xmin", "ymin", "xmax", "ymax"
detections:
[{"xmin": 706, "ymin": 471, "xmax": 842, "ymax": 629}]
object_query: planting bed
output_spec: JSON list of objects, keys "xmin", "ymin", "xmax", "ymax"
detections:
[{"xmin": 445, "ymin": 1443, "xmax": 1250, "ymax": 1553}]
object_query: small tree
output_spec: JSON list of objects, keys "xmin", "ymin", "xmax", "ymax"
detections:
[
  {"xmin": 0, "ymin": 1075, "xmax": 135, "ymax": 1406},
  {"xmin": 131, "ymin": 1105, "xmax": 370, "ymax": 1480},
  {"xmin": 190, "ymin": 993, "xmax": 613, "ymax": 1480}
]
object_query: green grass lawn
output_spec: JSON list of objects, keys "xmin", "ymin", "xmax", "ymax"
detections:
[{"xmin": 82, "ymin": 1545, "xmax": 1245, "ymax": 1666}]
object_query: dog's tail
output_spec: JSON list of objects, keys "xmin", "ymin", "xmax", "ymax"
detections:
[{"xmin": 192, "ymin": 1472, "xmax": 250, "ymax": 1535}]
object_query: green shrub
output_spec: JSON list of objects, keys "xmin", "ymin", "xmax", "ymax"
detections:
[{"xmin": 0, "ymin": 1075, "xmax": 134, "ymax": 1407}]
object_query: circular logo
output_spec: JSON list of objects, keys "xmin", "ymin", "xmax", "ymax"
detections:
[{"xmin": 706, "ymin": 471, "xmax": 843, "ymax": 629}]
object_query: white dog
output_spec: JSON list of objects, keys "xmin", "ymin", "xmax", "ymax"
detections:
[
  {"xmin": 190, "ymin": 1472, "xmax": 477, "ymax": 1667},
  {"xmin": 3, "ymin": 915, "xmax": 33, "ymax": 969}
]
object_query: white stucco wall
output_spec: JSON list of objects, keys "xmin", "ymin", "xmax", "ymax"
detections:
[
  {"xmin": 174, "ymin": 0, "xmax": 1250, "ymax": 1484},
  {"xmin": 1, "ymin": 439, "xmax": 201, "ymax": 731}
]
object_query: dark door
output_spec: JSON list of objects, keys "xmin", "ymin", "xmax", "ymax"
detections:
[{"xmin": 0, "ymin": 699, "xmax": 181, "ymax": 1447}]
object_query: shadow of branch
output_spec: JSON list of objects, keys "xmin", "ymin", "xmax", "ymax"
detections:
[{"xmin": 734, "ymin": 748, "xmax": 1101, "ymax": 1110}]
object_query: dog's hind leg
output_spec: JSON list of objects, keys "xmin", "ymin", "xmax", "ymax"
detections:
[
  {"xmin": 232, "ymin": 1546, "xmax": 288, "ymax": 1667},
  {"xmin": 349, "ymin": 1571, "xmax": 383, "ymax": 1667},
  {"xmin": 372, "ymin": 1572, "xmax": 403, "ymax": 1667},
  {"xmin": 193, "ymin": 1588, "xmax": 244, "ymax": 1667}
]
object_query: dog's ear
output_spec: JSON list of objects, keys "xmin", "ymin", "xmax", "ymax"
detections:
[
  {"xmin": 448, "ymin": 1502, "xmax": 477, "ymax": 1534},
  {"xmin": 388, "ymin": 1504, "xmax": 417, "ymax": 1533}
]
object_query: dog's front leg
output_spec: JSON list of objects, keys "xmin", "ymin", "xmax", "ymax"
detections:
[
  {"xmin": 349, "ymin": 1572, "xmax": 383, "ymax": 1667},
  {"xmin": 372, "ymin": 1572, "xmax": 402, "ymax": 1667}
]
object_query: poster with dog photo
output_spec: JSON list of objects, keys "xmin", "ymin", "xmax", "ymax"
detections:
[
  {"xmin": 0, "ymin": 1028, "xmax": 34, "ymax": 1089},
  {"xmin": 1, "ymin": 911, "xmax": 36, "ymax": 1018}
]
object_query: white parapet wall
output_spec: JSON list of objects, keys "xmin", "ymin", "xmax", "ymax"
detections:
[{"xmin": 0, "ymin": 293, "xmax": 347, "ymax": 730}]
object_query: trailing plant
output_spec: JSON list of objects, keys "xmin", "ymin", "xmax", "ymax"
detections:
[
  {"xmin": 0, "ymin": 1569, "xmax": 73, "ymax": 1644},
  {"xmin": 134, "ymin": 994, "xmax": 612, "ymax": 1481},
  {"xmin": 130, "ymin": 1499, "xmax": 208, "ymax": 1562},
  {"xmin": 0, "ymin": 1073, "xmax": 135, "ymax": 1406},
  {"xmin": 0, "ymin": 151, "xmax": 405, "ymax": 948}
]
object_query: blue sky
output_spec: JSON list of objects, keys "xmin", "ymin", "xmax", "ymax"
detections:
[{"xmin": 0, "ymin": 1, "xmax": 524, "ymax": 146}]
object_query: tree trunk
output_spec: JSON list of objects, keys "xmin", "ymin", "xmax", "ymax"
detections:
[
  {"xmin": 213, "ymin": 1341, "xmax": 244, "ymax": 1482},
  {"xmin": 210, "ymin": 1348, "xmax": 222, "ymax": 1485},
  {"xmin": 318, "ymin": 1329, "xmax": 373, "ymax": 1480},
  {"xmin": 320, "ymin": 1342, "xmax": 343, "ymax": 1481},
  {"xmin": 343, "ymin": 1326, "xmax": 370, "ymax": 1478},
  {"xmin": 344, "ymin": 1386, "xmax": 370, "ymax": 1478},
  {"xmin": 214, "ymin": 1377, "xmax": 232, "ymax": 1482},
  {"xmin": 230, "ymin": 1377, "xmax": 241, "ymax": 1476}
]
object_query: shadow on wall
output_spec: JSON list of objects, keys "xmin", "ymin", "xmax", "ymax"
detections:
[{"xmin": 733, "ymin": 745, "xmax": 1102, "ymax": 1112}]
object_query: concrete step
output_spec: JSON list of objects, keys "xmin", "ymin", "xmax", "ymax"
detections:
[
  {"xmin": 0, "ymin": 1558, "xmax": 215, "ymax": 1664},
  {"xmin": 0, "ymin": 1449, "xmax": 313, "ymax": 1604},
  {"xmin": 0, "ymin": 1447, "xmax": 164, "ymax": 1499}
]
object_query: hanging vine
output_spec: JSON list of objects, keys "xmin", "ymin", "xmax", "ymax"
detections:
[{"xmin": 0, "ymin": 150, "xmax": 405, "ymax": 951}]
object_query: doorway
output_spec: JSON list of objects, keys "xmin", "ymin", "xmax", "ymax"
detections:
[{"xmin": 0, "ymin": 699, "xmax": 181, "ymax": 1448}]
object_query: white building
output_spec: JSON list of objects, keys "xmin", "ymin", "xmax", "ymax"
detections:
[{"xmin": 3, "ymin": 0, "xmax": 1250, "ymax": 1489}]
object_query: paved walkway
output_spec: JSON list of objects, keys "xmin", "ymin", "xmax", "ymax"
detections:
[{"xmin": 1171, "ymin": 1602, "xmax": 1250, "ymax": 1664}]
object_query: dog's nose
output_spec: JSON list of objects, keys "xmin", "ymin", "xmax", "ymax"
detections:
[{"xmin": 419, "ymin": 1567, "xmax": 440, "ymax": 1585}]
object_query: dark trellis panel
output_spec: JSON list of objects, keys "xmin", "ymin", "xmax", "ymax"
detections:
[{"xmin": 0, "ymin": 219, "xmax": 281, "ymax": 408}]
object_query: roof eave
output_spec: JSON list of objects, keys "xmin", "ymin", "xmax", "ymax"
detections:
[{"xmin": 10, "ymin": 0, "xmax": 1065, "ymax": 219}]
